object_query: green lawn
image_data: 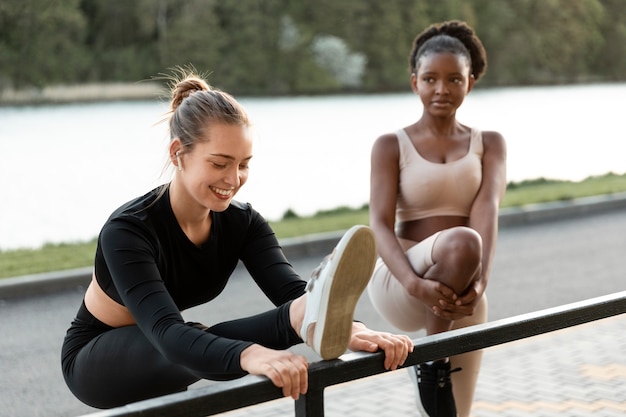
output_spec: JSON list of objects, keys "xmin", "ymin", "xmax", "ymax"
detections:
[{"xmin": 1, "ymin": 172, "xmax": 625, "ymax": 279}]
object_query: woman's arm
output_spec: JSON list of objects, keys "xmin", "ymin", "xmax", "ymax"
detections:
[
  {"xmin": 465, "ymin": 130, "xmax": 507, "ymax": 300},
  {"xmin": 100, "ymin": 220, "xmax": 253, "ymax": 376},
  {"xmin": 369, "ymin": 134, "xmax": 428, "ymax": 301},
  {"xmin": 239, "ymin": 208, "xmax": 307, "ymax": 305}
]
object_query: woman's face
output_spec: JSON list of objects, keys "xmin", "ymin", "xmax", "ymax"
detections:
[
  {"xmin": 411, "ymin": 51, "xmax": 474, "ymax": 117},
  {"xmin": 176, "ymin": 122, "xmax": 253, "ymax": 213}
]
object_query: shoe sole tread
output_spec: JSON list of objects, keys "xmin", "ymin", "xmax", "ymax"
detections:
[{"xmin": 317, "ymin": 226, "xmax": 376, "ymax": 359}]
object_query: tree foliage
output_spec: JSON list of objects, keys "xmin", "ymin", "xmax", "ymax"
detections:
[{"xmin": 0, "ymin": 0, "xmax": 624, "ymax": 94}]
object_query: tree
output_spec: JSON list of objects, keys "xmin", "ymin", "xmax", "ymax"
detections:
[
  {"xmin": 593, "ymin": 0, "xmax": 626, "ymax": 80},
  {"xmin": 1, "ymin": 0, "xmax": 626, "ymax": 95},
  {"xmin": 212, "ymin": 0, "xmax": 285, "ymax": 94},
  {"xmin": 80, "ymin": 0, "xmax": 161, "ymax": 81},
  {"xmin": 155, "ymin": 0, "xmax": 223, "ymax": 78},
  {"xmin": 354, "ymin": 0, "xmax": 431, "ymax": 91},
  {"xmin": 495, "ymin": 0, "xmax": 605, "ymax": 84},
  {"xmin": 0, "ymin": 0, "xmax": 88, "ymax": 88}
]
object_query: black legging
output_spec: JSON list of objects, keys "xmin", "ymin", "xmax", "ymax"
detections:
[{"xmin": 61, "ymin": 300, "xmax": 300, "ymax": 409}]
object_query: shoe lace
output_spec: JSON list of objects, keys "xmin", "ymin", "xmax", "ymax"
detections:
[
  {"xmin": 436, "ymin": 366, "xmax": 462, "ymax": 388},
  {"xmin": 418, "ymin": 363, "xmax": 462, "ymax": 388},
  {"xmin": 305, "ymin": 254, "xmax": 332, "ymax": 291}
]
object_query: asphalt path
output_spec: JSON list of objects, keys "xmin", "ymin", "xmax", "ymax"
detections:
[{"xmin": 1, "ymin": 208, "xmax": 625, "ymax": 417}]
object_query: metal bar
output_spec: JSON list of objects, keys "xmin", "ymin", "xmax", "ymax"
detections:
[
  {"xmin": 78, "ymin": 290, "xmax": 626, "ymax": 417},
  {"xmin": 305, "ymin": 291, "xmax": 626, "ymax": 389},
  {"xmin": 294, "ymin": 388, "xmax": 325, "ymax": 417},
  {"xmin": 80, "ymin": 375, "xmax": 284, "ymax": 417}
]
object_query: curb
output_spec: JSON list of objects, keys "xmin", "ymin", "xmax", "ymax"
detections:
[
  {"xmin": 497, "ymin": 191, "xmax": 626, "ymax": 227},
  {"xmin": 2, "ymin": 192, "xmax": 626, "ymax": 300}
]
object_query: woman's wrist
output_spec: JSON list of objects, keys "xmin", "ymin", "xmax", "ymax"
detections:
[
  {"xmin": 402, "ymin": 273, "xmax": 425, "ymax": 300},
  {"xmin": 239, "ymin": 343, "xmax": 261, "ymax": 371},
  {"xmin": 351, "ymin": 321, "xmax": 368, "ymax": 332}
]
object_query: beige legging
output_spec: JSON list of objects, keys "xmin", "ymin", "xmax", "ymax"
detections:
[{"xmin": 367, "ymin": 233, "xmax": 487, "ymax": 417}]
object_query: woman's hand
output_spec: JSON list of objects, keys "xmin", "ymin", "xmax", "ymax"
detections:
[
  {"xmin": 433, "ymin": 279, "xmax": 485, "ymax": 320},
  {"xmin": 240, "ymin": 344, "xmax": 309, "ymax": 399},
  {"xmin": 347, "ymin": 322, "xmax": 413, "ymax": 370},
  {"xmin": 406, "ymin": 277, "xmax": 458, "ymax": 315}
]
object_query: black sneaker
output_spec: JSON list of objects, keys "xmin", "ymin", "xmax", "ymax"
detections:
[{"xmin": 408, "ymin": 361, "xmax": 461, "ymax": 417}]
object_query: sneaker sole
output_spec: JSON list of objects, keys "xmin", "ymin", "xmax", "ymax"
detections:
[{"xmin": 315, "ymin": 226, "xmax": 377, "ymax": 360}]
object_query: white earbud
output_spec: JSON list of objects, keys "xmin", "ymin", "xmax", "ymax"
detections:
[{"xmin": 175, "ymin": 151, "xmax": 183, "ymax": 171}]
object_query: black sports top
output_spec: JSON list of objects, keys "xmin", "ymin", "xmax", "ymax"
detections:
[{"xmin": 94, "ymin": 185, "xmax": 306, "ymax": 376}]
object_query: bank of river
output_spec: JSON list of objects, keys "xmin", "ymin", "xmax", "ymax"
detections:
[{"xmin": 0, "ymin": 82, "xmax": 163, "ymax": 106}]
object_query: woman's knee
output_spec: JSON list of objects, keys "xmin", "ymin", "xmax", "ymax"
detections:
[
  {"xmin": 434, "ymin": 226, "xmax": 482, "ymax": 267},
  {"xmin": 426, "ymin": 227, "xmax": 482, "ymax": 292}
]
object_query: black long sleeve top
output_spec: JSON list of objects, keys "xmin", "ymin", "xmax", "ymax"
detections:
[{"xmin": 93, "ymin": 186, "xmax": 306, "ymax": 376}]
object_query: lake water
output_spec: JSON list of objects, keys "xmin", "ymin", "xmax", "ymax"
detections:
[{"xmin": 1, "ymin": 83, "xmax": 625, "ymax": 250}]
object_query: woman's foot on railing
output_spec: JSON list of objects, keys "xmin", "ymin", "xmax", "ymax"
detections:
[{"xmin": 300, "ymin": 225, "xmax": 377, "ymax": 360}]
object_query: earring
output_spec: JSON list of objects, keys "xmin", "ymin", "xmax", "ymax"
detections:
[{"xmin": 175, "ymin": 151, "xmax": 183, "ymax": 171}]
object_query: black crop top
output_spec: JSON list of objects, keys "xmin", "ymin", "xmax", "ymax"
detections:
[{"xmin": 94, "ymin": 186, "xmax": 306, "ymax": 376}]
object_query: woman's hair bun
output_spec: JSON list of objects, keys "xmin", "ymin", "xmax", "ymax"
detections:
[{"xmin": 170, "ymin": 73, "xmax": 211, "ymax": 111}]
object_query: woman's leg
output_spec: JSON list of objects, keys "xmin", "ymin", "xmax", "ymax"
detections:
[
  {"xmin": 449, "ymin": 295, "xmax": 488, "ymax": 417},
  {"xmin": 422, "ymin": 226, "xmax": 482, "ymax": 336},
  {"xmin": 368, "ymin": 227, "xmax": 481, "ymax": 333},
  {"xmin": 64, "ymin": 303, "xmax": 300, "ymax": 409},
  {"xmin": 367, "ymin": 236, "xmax": 433, "ymax": 332},
  {"xmin": 416, "ymin": 227, "xmax": 483, "ymax": 417},
  {"xmin": 367, "ymin": 226, "xmax": 484, "ymax": 417},
  {"xmin": 65, "ymin": 325, "xmax": 202, "ymax": 409},
  {"xmin": 207, "ymin": 302, "xmax": 300, "ymax": 349}
]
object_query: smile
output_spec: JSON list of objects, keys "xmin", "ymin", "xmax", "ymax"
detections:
[{"xmin": 210, "ymin": 186, "xmax": 233, "ymax": 197}]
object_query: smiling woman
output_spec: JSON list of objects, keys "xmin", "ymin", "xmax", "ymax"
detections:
[
  {"xmin": 169, "ymin": 125, "xmax": 253, "ymax": 245},
  {"xmin": 162, "ymin": 74, "xmax": 254, "ymax": 245},
  {"xmin": 59, "ymin": 68, "xmax": 413, "ymax": 410}
]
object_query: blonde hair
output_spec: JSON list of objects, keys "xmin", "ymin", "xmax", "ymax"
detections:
[{"xmin": 166, "ymin": 67, "xmax": 250, "ymax": 153}]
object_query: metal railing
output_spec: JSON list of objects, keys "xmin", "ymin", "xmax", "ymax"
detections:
[{"xmin": 79, "ymin": 290, "xmax": 626, "ymax": 417}]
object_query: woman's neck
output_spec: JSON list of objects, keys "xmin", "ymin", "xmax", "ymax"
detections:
[
  {"xmin": 415, "ymin": 116, "xmax": 462, "ymax": 137},
  {"xmin": 168, "ymin": 180, "xmax": 212, "ymax": 245}
]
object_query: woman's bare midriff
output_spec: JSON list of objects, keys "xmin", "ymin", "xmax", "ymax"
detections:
[
  {"xmin": 396, "ymin": 215, "xmax": 469, "ymax": 242},
  {"xmin": 84, "ymin": 273, "xmax": 136, "ymax": 327}
]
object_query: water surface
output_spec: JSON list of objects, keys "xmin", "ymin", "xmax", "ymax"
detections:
[{"xmin": 1, "ymin": 83, "xmax": 624, "ymax": 250}]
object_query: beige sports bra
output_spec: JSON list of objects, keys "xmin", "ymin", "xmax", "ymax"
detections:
[{"xmin": 395, "ymin": 128, "xmax": 483, "ymax": 222}]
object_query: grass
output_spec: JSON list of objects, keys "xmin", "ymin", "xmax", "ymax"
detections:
[
  {"xmin": 1, "ymin": 172, "xmax": 625, "ymax": 279},
  {"xmin": 501, "ymin": 173, "xmax": 626, "ymax": 207}
]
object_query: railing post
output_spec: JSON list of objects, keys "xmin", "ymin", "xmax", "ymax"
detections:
[{"xmin": 294, "ymin": 388, "xmax": 325, "ymax": 417}]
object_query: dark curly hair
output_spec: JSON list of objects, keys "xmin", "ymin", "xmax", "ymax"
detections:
[{"xmin": 409, "ymin": 20, "xmax": 487, "ymax": 82}]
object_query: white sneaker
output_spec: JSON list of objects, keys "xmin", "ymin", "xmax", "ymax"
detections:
[{"xmin": 300, "ymin": 225, "xmax": 377, "ymax": 360}]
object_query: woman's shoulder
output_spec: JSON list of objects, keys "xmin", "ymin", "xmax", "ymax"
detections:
[
  {"xmin": 214, "ymin": 201, "xmax": 275, "ymax": 244},
  {"xmin": 223, "ymin": 200, "xmax": 257, "ymax": 220},
  {"xmin": 372, "ymin": 130, "xmax": 402, "ymax": 156},
  {"xmin": 99, "ymin": 187, "xmax": 167, "ymax": 238},
  {"xmin": 103, "ymin": 188, "xmax": 153, "ymax": 220},
  {"xmin": 374, "ymin": 131, "xmax": 400, "ymax": 144},
  {"xmin": 478, "ymin": 130, "xmax": 506, "ymax": 151},
  {"xmin": 478, "ymin": 129, "xmax": 504, "ymax": 141},
  {"xmin": 217, "ymin": 200, "xmax": 267, "ymax": 227},
  {"xmin": 473, "ymin": 129, "xmax": 507, "ymax": 163}
]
